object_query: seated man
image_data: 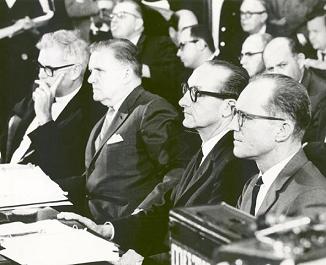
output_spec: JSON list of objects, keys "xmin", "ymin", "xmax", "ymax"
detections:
[
  {"xmin": 0, "ymin": 30, "xmax": 104, "ymax": 178},
  {"xmin": 58, "ymin": 60, "xmax": 257, "ymax": 257},
  {"xmin": 240, "ymin": 33, "xmax": 272, "ymax": 77},
  {"xmin": 231, "ymin": 73, "xmax": 326, "ymax": 217},
  {"xmin": 61, "ymin": 38, "xmax": 185, "ymax": 223}
]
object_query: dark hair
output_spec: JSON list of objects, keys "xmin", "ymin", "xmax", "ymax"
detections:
[
  {"xmin": 307, "ymin": 3, "xmax": 326, "ymax": 25},
  {"xmin": 89, "ymin": 38, "xmax": 142, "ymax": 77},
  {"xmin": 254, "ymin": 73, "xmax": 311, "ymax": 139},
  {"xmin": 188, "ymin": 24, "xmax": 215, "ymax": 52},
  {"xmin": 168, "ymin": 12, "xmax": 179, "ymax": 30},
  {"xmin": 208, "ymin": 59, "xmax": 250, "ymax": 98}
]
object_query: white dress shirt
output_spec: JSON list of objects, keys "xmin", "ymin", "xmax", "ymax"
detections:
[
  {"xmin": 5, "ymin": 0, "xmax": 16, "ymax": 8},
  {"xmin": 254, "ymin": 149, "xmax": 299, "ymax": 215},
  {"xmin": 10, "ymin": 87, "xmax": 80, "ymax": 164}
]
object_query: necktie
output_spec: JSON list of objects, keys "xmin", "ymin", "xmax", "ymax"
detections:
[
  {"xmin": 95, "ymin": 107, "xmax": 115, "ymax": 151},
  {"xmin": 321, "ymin": 52, "xmax": 326, "ymax": 62},
  {"xmin": 250, "ymin": 176, "xmax": 263, "ymax": 216},
  {"xmin": 194, "ymin": 149, "xmax": 203, "ymax": 171}
]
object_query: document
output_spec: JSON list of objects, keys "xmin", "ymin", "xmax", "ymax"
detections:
[
  {"xmin": 0, "ymin": 220, "xmax": 119, "ymax": 265},
  {"xmin": 0, "ymin": 164, "xmax": 70, "ymax": 210}
]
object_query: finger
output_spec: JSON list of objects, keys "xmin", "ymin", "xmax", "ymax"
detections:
[{"xmin": 50, "ymin": 72, "xmax": 65, "ymax": 97}]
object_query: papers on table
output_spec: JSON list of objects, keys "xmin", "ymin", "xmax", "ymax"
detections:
[
  {"xmin": 0, "ymin": 220, "xmax": 119, "ymax": 265},
  {"xmin": 0, "ymin": 164, "xmax": 71, "ymax": 210}
]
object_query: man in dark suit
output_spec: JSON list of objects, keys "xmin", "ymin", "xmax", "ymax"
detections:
[
  {"xmin": 110, "ymin": 0, "xmax": 183, "ymax": 108},
  {"xmin": 263, "ymin": 37, "xmax": 326, "ymax": 143},
  {"xmin": 231, "ymin": 73, "xmax": 326, "ymax": 217},
  {"xmin": 74, "ymin": 38, "xmax": 185, "ymax": 223},
  {"xmin": 58, "ymin": 60, "xmax": 257, "ymax": 259},
  {"xmin": 0, "ymin": 30, "xmax": 104, "ymax": 178}
]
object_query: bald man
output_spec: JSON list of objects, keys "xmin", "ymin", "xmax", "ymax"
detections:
[{"xmin": 240, "ymin": 33, "xmax": 272, "ymax": 77}]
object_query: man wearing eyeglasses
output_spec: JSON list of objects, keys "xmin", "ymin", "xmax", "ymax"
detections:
[
  {"xmin": 240, "ymin": 33, "xmax": 272, "ymax": 77},
  {"xmin": 240, "ymin": 0, "xmax": 269, "ymax": 36},
  {"xmin": 231, "ymin": 73, "xmax": 326, "ymax": 217},
  {"xmin": 58, "ymin": 60, "xmax": 257, "ymax": 262},
  {"xmin": 109, "ymin": 0, "xmax": 182, "ymax": 108},
  {"xmin": 0, "ymin": 30, "xmax": 104, "ymax": 178},
  {"xmin": 177, "ymin": 24, "xmax": 216, "ymax": 71},
  {"xmin": 263, "ymin": 37, "xmax": 326, "ymax": 143}
]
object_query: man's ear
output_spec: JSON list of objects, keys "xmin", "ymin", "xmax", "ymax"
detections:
[
  {"xmin": 70, "ymin": 64, "xmax": 83, "ymax": 81},
  {"xmin": 275, "ymin": 120, "xmax": 294, "ymax": 142},
  {"xmin": 134, "ymin": 17, "xmax": 144, "ymax": 32},
  {"xmin": 296, "ymin": 52, "xmax": 306, "ymax": 71},
  {"xmin": 261, "ymin": 12, "xmax": 268, "ymax": 24},
  {"xmin": 221, "ymin": 99, "xmax": 236, "ymax": 118},
  {"xmin": 196, "ymin": 39, "xmax": 207, "ymax": 51}
]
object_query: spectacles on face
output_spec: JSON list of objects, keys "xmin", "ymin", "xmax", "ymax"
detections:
[
  {"xmin": 178, "ymin": 40, "xmax": 199, "ymax": 51},
  {"xmin": 37, "ymin": 61, "xmax": 75, "ymax": 77},
  {"xmin": 239, "ymin": 51, "xmax": 263, "ymax": 61},
  {"xmin": 240, "ymin": 10, "xmax": 266, "ymax": 18},
  {"xmin": 109, "ymin": 11, "xmax": 140, "ymax": 20},
  {"xmin": 231, "ymin": 106, "xmax": 285, "ymax": 128},
  {"xmin": 182, "ymin": 82, "xmax": 238, "ymax": 103}
]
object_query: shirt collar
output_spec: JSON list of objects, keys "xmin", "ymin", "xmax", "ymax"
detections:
[
  {"xmin": 201, "ymin": 129, "xmax": 229, "ymax": 158},
  {"xmin": 129, "ymin": 33, "xmax": 142, "ymax": 46},
  {"xmin": 259, "ymin": 149, "xmax": 299, "ymax": 188},
  {"xmin": 54, "ymin": 86, "xmax": 81, "ymax": 105},
  {"xmin": 258, "ymin": 24, "xmax": 266, "ymax": 34}
]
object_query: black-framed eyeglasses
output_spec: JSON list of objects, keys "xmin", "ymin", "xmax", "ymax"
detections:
[
  {"xmin": 182, "ymin": 82, "xmax": 238, "ymax": 103},
  {"xmin": 231, "ymin": 106, "xmax": 285, "ymax": 128},
  {"xmin": 239, "ymin": 51, "xmax": 263, "ymax": 61},
  {"xmin": 37, "ymin": 61, "xmax": 75, "ymax": 77},
  {"xmin": 109, "ymin": 11, "xmax": 140, "ymax": 20},
  {"xmin": 240, "ymin": 10, "xmax": 266, "ymax": 18},
  {"xmin": 178, "ymin": 40, "xmax": 199, "ymax": 51}
]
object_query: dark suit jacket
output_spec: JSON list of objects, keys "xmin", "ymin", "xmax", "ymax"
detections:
[
  {"xmin": 84, "ymin": 86, "xmax": 185, "ymax": 223},
  {"xmin": 0, "ymin": 83, "xmax": 104, "ymax": 178},
  {"xmin": 238, "ymin": 149, "xmax": 326, "ymax": 217},
  {"xmin": 302, "ymin": 68, "xmax": 326, "ymax": 142},
  {"xmin": 136, "ymin": 34, "xmax": 184, "ymax": 108},
  {"xmin": 110, "ymin": 132, "xmax": 257, "ymax": 255}
]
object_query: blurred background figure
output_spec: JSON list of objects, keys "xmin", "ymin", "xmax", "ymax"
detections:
[{"xmin": 240, "ymin": 33, "xmax": 272, "ymax": 77}]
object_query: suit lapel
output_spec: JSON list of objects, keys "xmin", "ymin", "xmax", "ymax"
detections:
[
  {"xmin": 86, "ymin": 86, "xmax": 143, "ymax": 174},
  {"xmin": 256, "ymin": 149, "xmax": 308, "ymax": 216},
  {"xmin": 174, "ymin": 132, "xmax": 233, "ymax": 206}
]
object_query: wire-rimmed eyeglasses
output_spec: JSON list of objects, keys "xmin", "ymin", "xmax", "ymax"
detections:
[
  {"xmin": 182, "ymin": 82, "xmax": 238, "ymax": 103},
  {"xmin": 240, "ymin": 10, "xmax": 266, "ymax": 18},
  {"xmin": 231, "ymin": 106, "xmax": 285, "ymax": 128},
  {"xmin": 37, "ymin": 62, "xmax": 75, "ymax": 77}
]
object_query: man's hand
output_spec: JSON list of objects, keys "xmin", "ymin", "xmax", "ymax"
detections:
[
  {"xmin": 112, "ymin": 249, "xmax": 144, "ymax": 265},
  {"xmin": 32, "ymin": 73, "xmax": 64, "ymax": 125},
  {"xmin": 305, "ymin": 58, "xmax": 326, "ymax": 70},
  {"xmin": 142, "ymin": 64, "xmax": 151, "ymax": 78},
  {"xmin": 57, "ymin": 212, "xmax": 114, "ymax": 239}
]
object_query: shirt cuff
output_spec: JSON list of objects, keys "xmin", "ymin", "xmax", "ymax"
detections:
[{"xmin": 103, "ymin": 221, "xmax": 115, "ymax": 240}]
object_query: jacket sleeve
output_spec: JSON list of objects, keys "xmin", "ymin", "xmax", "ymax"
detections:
[{"xmin": 136, "ymin": 99, "xmax": 186, "ymax": 210}]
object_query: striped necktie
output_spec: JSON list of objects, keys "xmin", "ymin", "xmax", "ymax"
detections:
[
  {"xmin": 95, "ymin": 107, "xmax": 115, "ymax": 151},
  {"xmin": 250, "ymin": 176, "xmax": 263, "ymax": 215}
]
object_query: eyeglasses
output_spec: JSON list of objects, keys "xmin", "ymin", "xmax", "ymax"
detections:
[
  {"xmin": 109, "ymin": 11, "xmax": 140, "ymax": 20},
  {"xmin": 37, "ymin": 62, "xmax": 75, "ymax": 77},
  {"xmin": 182, "ymin": 82, "xmax": 238, "ymax": 103},
  {"xmin": 231, "ymin": 106, "xmax": 285, "ymax": 128},
  {"xmin": 240, "ymin": 10, "xmax": 266, "ymax": 18},
  {"xmin": 239, "ymin": 51, "xmax": 263, "ymax": 60},
  {"xmin": 178, "ymin": 40, "xmax": 199, "ymax": 51}
]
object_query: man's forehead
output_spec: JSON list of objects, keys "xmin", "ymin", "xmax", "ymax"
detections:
[
  {"xmin": 242, "ymin": 37, "xmax": 263, "ymax": 51},
  {"xmin": 188, "ymin": 64, "xmax": 229, "ymax": 90},
  {"xmin": 114, "ymin": 2, "xmax": 138, "ymax": 14},
  {"xmin": 179, "ymin": 28, "xmax": 192, "ymax": 41},
  {"xmin": 308, "ymin": 15, "xmax": 326, "ymax": 28},
  {"xmin": 90, "ymin": 49, "xmax": 117, "ymax": 66}
]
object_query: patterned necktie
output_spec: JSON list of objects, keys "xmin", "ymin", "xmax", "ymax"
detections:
[
  {"xmin": 95, "ymin": 107, "xmax": 115, "ymax": 151},
  {"xmin": 250, "ymin": 176, "xmax": 263, "ymax": 216}
]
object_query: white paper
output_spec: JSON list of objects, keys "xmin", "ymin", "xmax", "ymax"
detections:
[
  {"xmin": 0, "ymin": 164, "xmax": 69, "ymax": 209},
  {"xmin": 0, "ymin": 220, "xmax": 119, "ymax": 265}
]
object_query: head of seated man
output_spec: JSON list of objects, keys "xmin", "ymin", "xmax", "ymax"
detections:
[
  {"xmin": 230, "ymin": 74, "xmax": 326, "ymax": 217},
  {"xmin": 36, "ymin": 30, "xmax": 89, "ymax": 97},
  {"xmin": 110, "ymin": 0, "xmax": 144, "ymax": 42},
  {"xmin": 240, "ymin": 33, "xmax": 272, "ymax": 77},
  {"xmin": 240, "ymin": 0, "xmax": 268, "ymax": 35},
  {"xmin": 263, "ymin": 37, "xmax": 305, "ymax": 82},
  {"xmin": 168, "ymin": 9, "xmax": 199, "ymax": 46},
  {"xmin": 307, "ymin": 7, "xmax": 326, "ymax": 56},
  {"xmin": 177, "ymin": 24, "xmax": 215, "ymax": 70}
]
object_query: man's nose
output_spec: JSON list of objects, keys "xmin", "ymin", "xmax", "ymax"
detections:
[
  {"xmin": 88, "ymin": 72, "xmax": 95, "ymax": 84},
  {"xmin": 178, "ymin": 91, "xmax": 190, "ymax": 107},
  {"xmin": 229, "ymin": 114, "xmax": 240, "ymax": 131}
]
